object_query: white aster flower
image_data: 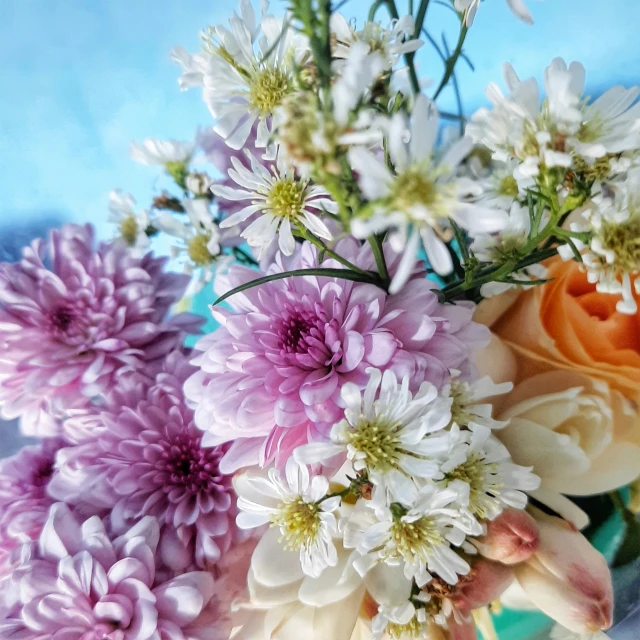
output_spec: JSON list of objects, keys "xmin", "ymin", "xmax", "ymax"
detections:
[
  {"xmin": 130, "ymin": 137, "xmax": 194, "ymax": 168},
  {"xmin": 442, "ymin": 372, "xmax": 513, "ymax": 431},
  {"xmin": 344, "ymin": 484, "xmax": 480, "ymax": 587},
  {"xmin": 235, "ymin": 458, "xmax": 340, "ymax": 578},
  {"xmin": 468, "ymin": 58, "xmax": 640, "ymax": 175},
  {"xmin": 349, "ymin": 95, "xmax": 508, "ymax": 291},
  {"xmin": 441, "ymin": 424, "xmax": 540, "ymax": 520},
  {"xmin": 578, "ymin": 170, "xmax": 640, "ymax": 314},
  {"xmin": 201, "ymin": 2, "xmax": 309, "ymax": 150},
  {"xmin": 295, "ymin": 369, "xmax": 452, "ymax": 502},
  {"xmin": 107, "ymin": 190, "xmax": 151, "ymax": 256},
  {"xmin": 470, "ymin": 202, "xmax": 549, "ymax": 297},
  {"xmin": 469, "ymin": 159, "xmax": 532, "ymax": 210},
  {"xmin": 170, "ymin": 45, "xmax": 209, "ymax": 90},
  {"xmin": 211, "ymin": 149, "xmax": 336, "ymax": 258},
  {"xmin": 154, "ymin": 197, "xmax": 223, "ymax": 293},
  {"xmin": 455, "ymin": 0, "xmax": 535, "ymax": 27},
  {"xmin": 331, "ymin": 13, "xmax": 423, "ymax": 70}
]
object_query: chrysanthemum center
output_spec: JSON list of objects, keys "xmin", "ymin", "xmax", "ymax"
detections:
[
  {"xmin": 159, "ymin": 430, "xmax": 223, "ymax": 495},
  {"xmin": 119, "ymin": 215, "xmax": 139, "ymax": 246},
  {"xmin": 271, "ymin": 498, "xmax": 321, "ymax": 550},
  {"xmin": 346, "ymin": 417, "xmax": 403, "ymax": 472},
  {"xmin": 249, "ymin": 67, "xmax": 292, "ymax": 116},
  {"xmin": 187, "ymin": 234, "xmax": 214, "ymax": 266},
  {"xmin": 392, "ymin": 167, "xmax": 438, "ymax": 210},
  {"xmin": 449, "ymin": 381, "xmax": 472, "ymax": 427},
  {"xmin": 445, "ymin": 454, "xmax": 500, "ymax": 519},
  {"xmin": 389, "ymin": 510, "xmax": 444, "ymax": 563},
  {"xmin": 266, "ymin": 179, "xmax": 306, "ymax": 219},
  {"xmin": 50, "ymin": 304, "xmax": 76, "ymax": 334},
  {"xmin": 599, "ymin": 214, "xmax": 640, "ymax": 273}
]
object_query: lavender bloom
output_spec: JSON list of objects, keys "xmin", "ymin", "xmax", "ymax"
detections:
[
  {"xmin": 48, "ymin": 350, "xmax": 238, "ymax": 572},
  {"xmin": 0, "ymin": 223, "xmax": 200, "ymax": 436},
  {"xmin": 185, "ymin": 240, "xmax": 489, "ymax": 472}
]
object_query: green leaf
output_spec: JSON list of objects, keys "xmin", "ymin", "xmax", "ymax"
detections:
[
  {"xmin": 213, "ymin": 268, "xmax": 381, "ymax": 306},
  {"xmin": 613, "ymin": 515, "xmax": 640, "ymax": 567}
]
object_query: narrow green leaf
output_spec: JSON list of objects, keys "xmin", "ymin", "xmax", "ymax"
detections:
[{"xmin": 213, "ymin": 268, "xmax": 382, "ymax": 306}]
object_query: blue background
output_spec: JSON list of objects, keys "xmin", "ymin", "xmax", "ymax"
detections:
[{"xmin": 1, "ymin": 2, "xmax": 639, "ymax": 636}]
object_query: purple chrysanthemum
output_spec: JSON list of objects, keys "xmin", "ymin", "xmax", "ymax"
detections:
[
  {"xmin": 0, "ymin": 438, "xmax": 62, "ymax": 574},
  {"xmin": 48, "ymin": 350, "xmax": 237, "ymax": 572},
  {"xmin": 0, "ymin": 223, "xmax": 200, "ymax": 436},
  {"xmin": 0, "ymin": 503, "xmax": 220, "ymax": 639},
  {"xmin": 185, "ymin": 240, "xmax": 489, "ymax": 472}
]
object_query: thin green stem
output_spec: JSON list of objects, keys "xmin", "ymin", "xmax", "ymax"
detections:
[
  {"xmin": 368, "ymin": 234, "xmax": 391, "ymax": 286},
  {"xmin": 432, "ymin": 22, "xmax": 468, "ymax": 100}
]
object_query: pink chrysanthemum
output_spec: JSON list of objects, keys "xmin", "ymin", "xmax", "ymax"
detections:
[
  {"xmin": 0, "ymin": 438, "xmax": 62, "ymax": 574},
  {"xmin": 48, "ymin": 350, "xmax": 238, "ymax": 572},
  {"xmin": 0, "ymin": 223, "xmax": 200, "ymax": 437},
  {"xmin": 185, "ymin": 240, "xmax": 489, "ymax": 471},
  {"xmin": 0, "ymin": 503, "xmax": 220, "ymax": 639}
]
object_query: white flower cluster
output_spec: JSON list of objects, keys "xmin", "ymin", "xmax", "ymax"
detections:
[{"xmin": 235, "ymin": 369, "xmax": 539, "ymax": 638}]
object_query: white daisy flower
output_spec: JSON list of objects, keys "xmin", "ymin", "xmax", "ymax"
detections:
[
  {"xmin": 154, "ymin": 197, "xmax": 223, "ymax": 293},
  {"xmin": 294, "ymin": 369, "xmax": 453, "ymax": 503},
  {"xmin": 211, "ymin": 149, "xmax": 337, "ymax": 258},
  {"xmin": 371, "ymin": 601, "xmax": 429, "ymax": 640},
  {"xmin": 234, "ymin": 458, "xmax": 341, "ymax": 578},
  {"xmin": 330, "ymin": 13, "xmax": 423, "ymax": 69},
  {"xmin": 455, "ymin": 0, "xmax": 534, "ymax": 27},
  {"xmin": 468, "ymin": 159, "xmax": 532, "ymax": 211},
  {"xmin": 349, "ymin": 95, "xmax": 508, "ymax": 292},
  {"xmin": 468, "ymin": 58, "xmax": 640, "ymax": 175},
  {"xmin": 441, "ymin": 372, "xmax": 513, "ymax": 431},
  {"xmin": 578, "ymin": 170, "xmax": 640, "ymax": 314},
  {"xmin": 344, "ymin": 483, "xmax": 480, "ymax": 586},
  {"xmin": 470, "ymin": 202, "xmax": 549, "ymax": 297},
  {"xmin": 107, "ymin": 190, "xmax": 151, "ymax": 256},
  {"xmin": 441, "ymin": 424, "xmax": 540, "ymax": 521},
  {"xmin": 201, "ymin": 2, "xmax": 309, "ymax": 150},
  {"xmin": 130, "ymin": 137, "xmax": 194, "ymax": 167}
]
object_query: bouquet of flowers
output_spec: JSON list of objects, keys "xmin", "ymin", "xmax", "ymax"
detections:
[{"xmin": 1, "ymin": 1, "xmax": 639, "ymax": 639}]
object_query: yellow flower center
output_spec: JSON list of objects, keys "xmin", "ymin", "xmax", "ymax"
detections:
[
  {"xmin": 249, "ymin": 67, "xmax": 292, "ymax": 116},
  {"xmin": 271, "ymin": 498, "xmax": 321, "ymax": 551},
  {"xmin": 496, "ymin": 175, "xmax": 519, "ymax": 198},
  {"xmin": 119, "ymin": 215, "xmax": 139, "ymax": 246},
  {"xmin": 445, "ymin": 454, "xmax": 501, "ymax": 519},
  {"xmin": 389, "ymin": 509, "xmax": 444, "ymax": 564},
  {"xmin": 345, "ymin": 417, "xmax": 403, "ymax": 473},
  {"xmin": 266, "ymin": 178, "xmax": 307, "ymax": 219},
  {"xmin": 599, "ymin": 213, "xmax": 640, "ymax": 273},
  {"xmin": 386, "ymin": 617, "xmax": 425, "ymax": 640},
  {"xmin": 187, "ymin": 234, "xmax": 214, "ymax": 266}
]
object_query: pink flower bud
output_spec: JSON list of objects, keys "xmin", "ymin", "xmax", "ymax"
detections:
[
  {"xmin": 474, "ymin": 509, "xmax": 540, "ymax": 564},
  {"xmin": 454, "ymin": 559, "xmax": 515, "ymax": 610},
  {"xmin": 514, "ymin": 510, "xmax": 613, "ymax": 633}
]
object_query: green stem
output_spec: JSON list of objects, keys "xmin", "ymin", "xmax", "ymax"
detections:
[
  {"xmin": 432, "ymin": 23, "xmax": 468, "ymax": 100},
  {"xmin": 368, "ymin": 234, "xmax": 391, "ymax": 286},
  {"xmin": 402, "ymin": 0, "xmax": 432, "ymax": 94}
]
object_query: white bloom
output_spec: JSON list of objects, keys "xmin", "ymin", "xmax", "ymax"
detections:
[
  {"xmin": 130, "ymin": 137, "xmax": 194, "ymax": 167},
  {"xmin": 235, "ymin": 458, "xmax": 340, "ymax": 578},
  {"xmin": 371, "ymin": 601, "xmax": 429, "ymax": 640},
  {"xmin": 455, "ymin": 0, "xmax": 535, "ymax": 27},
  {"xmin": 469, "ymin": 159, "xmax": 532, "ymax": 210},
  {"xmin": 211, "ymin": 149, "xmax": 336, "ymax": 258},
  {"xmin": 154, "ymin": 197, "xmax": 223, "ymax": 293},
  {"xmin": 344, "ymin": 484, "xmax": 480, "ymax": 587},
  {"xmin": 470, "ymin": 202, "xmax": 549, "ymax": 297},
  {"xmin": 579, "ymin": 169, "xmax": 640, "ymax": 314},
  {"xmin": 442, "ymin": 372, "xmax": 513, "ymax": 431},
  {"xmin": 441, "ymin": 424, "xmax": 540, "ymax": 520},
  {"xmin": 201, "ymin": 2, "xmax": 309, "ymax": 150},
  {"xmin": 331, "ymin": 13, "xmax": 423, "ymax": 69},
  {"xmin": 349, "ymin": 95, "xmax": 508, "ymax": 291},
  {"xmin": 107, "ymin": 190, "xmax": 151, "ymax": 256},
  {"xmin": 468, "ymin": 58, "xmax": 640, "ymax": 175},
  {"xmin": 170, "ymin": 45, "xmax": 209, "ymax": 90},
  {"xmin": 295, "ymin": 369, "xmax": 452, "ymax": 502}
]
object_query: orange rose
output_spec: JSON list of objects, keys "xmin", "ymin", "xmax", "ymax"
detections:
[{"xmin": 475, "ymin": 257, "xmax": 640, "ymax": 406}]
